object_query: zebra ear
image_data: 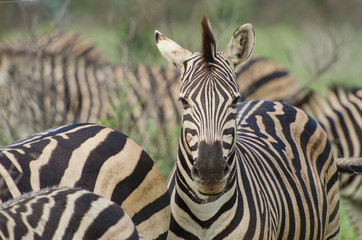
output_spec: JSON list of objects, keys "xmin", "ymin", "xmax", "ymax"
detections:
[
  {"xmin": 155, "ymin": 30, "xmax": 193, "ymax": 70},
  {"xmin": 222, "ymin": 23, "xmax": 255, "ymax": 69}
]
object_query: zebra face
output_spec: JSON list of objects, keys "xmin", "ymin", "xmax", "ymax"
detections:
[
  {"xmin": 156, "ymin": 15, "xmax": 255, "ymax": 195},
  {"xmin": 178, "ymin": 55, "xmax": 240, "ymax": 195}
]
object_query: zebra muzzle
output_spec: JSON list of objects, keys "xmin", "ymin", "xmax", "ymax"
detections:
[{"xmin": 191, "ymin": 141, "xmax": 231, "ymax": 195}]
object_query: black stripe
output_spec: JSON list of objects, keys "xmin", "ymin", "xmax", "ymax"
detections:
[
  {"xmin": 84, "ymin": 202, "xmax": 126, "ymax": 239},
  {"xmin": 326, "ymin": 170, "xmax": 338, "ymax": 193},
  {"xmin": 39, "ymin": 52, "xmax": 46, "ymax": 126},
  {"xmin": 170, "ymin": 214, "xmax": 199, "ymax": 240},
  {"xmin": 84, "ymin": 60, "xmax": 94, "ymax": 122},
  {"xmin": 41, "ymin": 189, "xmax": 75, "ymax": 238},
  {"xmin": 93, "ymin": 63, "xmax": 103, "ymax": 120},
  {"xmin": 240, "ymin": 71, "xmax": 289, "ymax": 99},
  {"xmin": 75, "ymin": 129, "xmax": 128, "ymax": 190},
  {"xmin": 63, "ymin": 190, "xmax": 99, "ymax": 239},
  {"xmin": 235, "ymin": 57, "xmax": 265, "ymax": 76},
  {"xmin": 26, "ymin": 197, "xmax": 49, "ymax": 228},
  {"xmin": 154, "ymin": 231, "xmax": 168, "ymax": 240},
  {"xmin": 49, "ymin": 55, "xmax": 58, "ymax": 125},
  {"xmin": 39, "ymin": 125, "xmax": 104, "ymax": 188},
  {"xmin": 62, "ymin": 55, "xmax": 70, "ymax": 124},
  {"xmin": 111, "ymin": 150, "xmax": 154, "ymax": 205},
  {"xmin": 0, "ymin": 212, "xmax": 10, "ymax": 239},
  {"xmin": 73, "ymin": 58, "xmax": 82, "ymax": 123},
  {"xmin": 132, "ymin": 191, "xmax": 170, "ymax": 226},
  {"xmin": 212, "ymin": 189, "xmax": 244, "ymax": 239}
]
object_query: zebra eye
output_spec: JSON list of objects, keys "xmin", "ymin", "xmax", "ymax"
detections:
[
  {"xmin": 230, "ymin": 97, "xmax": 241, "ymax": 108},
  {"xmin": 179, "ymin": 97, "xmax": 191, "ymax": 109}
]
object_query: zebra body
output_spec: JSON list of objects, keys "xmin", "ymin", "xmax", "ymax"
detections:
[
  {"xmin": 236, "ymin": 51, "xmax": 362, "ymax": 237},
  {"xmin": 0, "ymin": 34, "xmax": 291, "ymax": 164},
  {"xmin": 0, "ymin": 34, "xmax": 180, "ymax": 153},
  {"xmin": 0, "ymin": 123, "xmax": 170, "ymax": 240},
  {"xmin": 0, "ymin": 32, "xmax": 294, "ymax": 141},
  {"xmin": 236, "ymin": 56, "xmax": 300, "ymax": 102},
  {"xmin": 294, "ymin": 86, "xmax": 362, "ymax": 238},
  {"xmin": 156, "ymin": 15, "xmax": 340, "ymax": 239},
  {"xmin": 0, "ymin": 186, "xmax": 144, "ymax": 240},
  {"xmin": 0, "ymin": 33, "xmax": 113, "ymax": 140},
  {"xmin": 294, "ymin": 86, "xmax": 362, "ymax": 159}
]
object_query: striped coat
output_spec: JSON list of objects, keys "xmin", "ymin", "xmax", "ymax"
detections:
[
  {"xmin": 0, "ymin": 123, "xmax": 170, "ymax": 240},
  {"xmin": 156, "ymin": 15, "xmax": 340, "ymax": 239},
  {"xmin": 0, "ymin": 187, "xmax": 145, "ymax": 240}
]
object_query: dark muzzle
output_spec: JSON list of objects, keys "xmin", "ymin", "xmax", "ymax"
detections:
[{"xmin": 191, "ymin": 141, "xmax": 230, "ymax": 195}]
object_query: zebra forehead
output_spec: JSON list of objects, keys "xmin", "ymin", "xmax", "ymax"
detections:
[{"xmin": 180, "ymin": 69, "xmax": 240, "ymax": 99}]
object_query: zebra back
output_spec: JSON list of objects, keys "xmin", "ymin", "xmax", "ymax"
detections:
[
  {"xmin": 0, "ymin": 123, "xmax": 170, "ymax": 240},
  {"xmin": 0, "ymin": 32, "xmax": 116, "ymax": 141},
  {"xmin": 0, "ymin": 186, "xmax": 145, "ymax": 240},
  {"xmin": 0, "ymin": 33, "xmax": 181, "ymax": 164},
  {"xmin": 0, "ymin": 33, "xmax": 300, "ymax": 170},
  {"xmin": 236, "ymin": 56, "xmax": 300, "ymax": 102}
]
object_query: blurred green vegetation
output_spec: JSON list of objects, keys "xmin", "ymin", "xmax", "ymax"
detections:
[{"xmin": 0, "ymin": 1, "xmax": 361, "ymax": 238}]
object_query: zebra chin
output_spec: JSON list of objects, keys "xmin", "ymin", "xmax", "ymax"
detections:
[{"xmin": 194, "ymin": 179, "xmax": 227, "ymax": 195}]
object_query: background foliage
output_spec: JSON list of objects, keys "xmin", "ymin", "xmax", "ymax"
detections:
[{"xmin": 1, "ymin": 0, "xmax": 361, "ymax": 238}]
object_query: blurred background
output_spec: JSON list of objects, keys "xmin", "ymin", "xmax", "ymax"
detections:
[
  {"xmin": 0, "ymin": 1, "xmax": 361, "ymax": 238},
  {"xmin": 1, "ymin": 0, "xmax": 362, "ymax": 88}
]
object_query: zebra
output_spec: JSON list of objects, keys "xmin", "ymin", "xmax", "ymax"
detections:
[
  {"xmin": 155, "ymin": 15, "xmax": 340, "ymax": 239},
  {"xmin": 235, "ymin": 56, "xmax": 300, "ymax": 102},
  {"xmin": 0, "ymin": 186, "xmax": 146, "ymax": 240},
  {"xmin": 293, "ymin": 86, "xmax": 362, "ymax": 160},
  {"xmin": 0, "ymin": 33, "xmax": 289, "ymax": 168},
  {"xmin": 0, "ymin": 33, "xmax": 180, "ymax": 162},
  {"xmin": 292, "ymin": 86, "xmax": 362, "ymax": 238},
  {"xmin": 234, "ymin": 53, "xmax": 362, "ymax": 237},
  {"xmin": 0, "ymin": 123, "xmax": 170, "ymax": 240}
]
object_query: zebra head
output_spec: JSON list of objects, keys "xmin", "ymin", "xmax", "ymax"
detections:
[{"xmin": 156, "ymin": 15, "xmax": 255, "ymax": 195}]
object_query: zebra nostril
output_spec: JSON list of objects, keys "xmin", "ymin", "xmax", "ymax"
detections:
[
  {"xmin": 191, "ymin": 166, "xmax": 200, "ymax": 180},
  {"xmin": 223, "ymin": 164, "xmax": 231, "ymax": 178}
]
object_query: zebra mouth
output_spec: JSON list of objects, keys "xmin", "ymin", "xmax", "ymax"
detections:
[{"xmin": 195, "ymin": 179, "xmax": 226, "ymax": 195}]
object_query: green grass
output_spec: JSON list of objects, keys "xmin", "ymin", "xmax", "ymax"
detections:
[{"xmin": 339, "ymin": 201, "xmax": 358, "ymax": 239}]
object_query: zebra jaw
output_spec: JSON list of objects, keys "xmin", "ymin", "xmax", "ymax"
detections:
[{"xmin": 193, "ymin": 178, "xmax": 228, "ymax": 196}]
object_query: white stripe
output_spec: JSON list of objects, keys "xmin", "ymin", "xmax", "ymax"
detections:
[
  {"xmin": 0, "ymin": 164, "xmax": 21, "ymax": 198},
  {"xmin": 59, "ymin": 127, "xmax": 113, "ymax": 186}
]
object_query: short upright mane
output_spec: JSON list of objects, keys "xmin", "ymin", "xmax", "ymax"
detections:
[{"xmin": 201, "ymin": 15, "xmax": 216, "ymax": 64}]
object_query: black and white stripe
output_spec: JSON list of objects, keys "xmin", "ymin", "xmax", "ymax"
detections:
[
  {"xmin": 294, "ymin": 86, "xmax": 362, "ymax": 238},
  {"xmin": 0, "ymin": 33, "xmax": 296, "ymax": 168},
  {"xmin": 156, "ymin": 15, "xmax": 340, "ymax": 239},
  {"xmin": 0, "ymin": 33, "xmax": 180, "ymax": 159},
  {"xmin": 236, "ymin": 56, "xmax": 300, "ymax": 102},
  {"xmin": 236, "ymin": 54, "xmax": 362, "ymax": 237},
  {"xmin": 0, "ymin": 123, "xmax": 170, "ymax": 240},
  {"xmin": 0, "ymin": 187, "xmax": 144, "ymax": 240}
]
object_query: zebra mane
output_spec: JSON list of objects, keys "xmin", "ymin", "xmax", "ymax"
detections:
[{"xmin": 201, "ymin": 15, "xmax": 217, "ymax": 64}]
